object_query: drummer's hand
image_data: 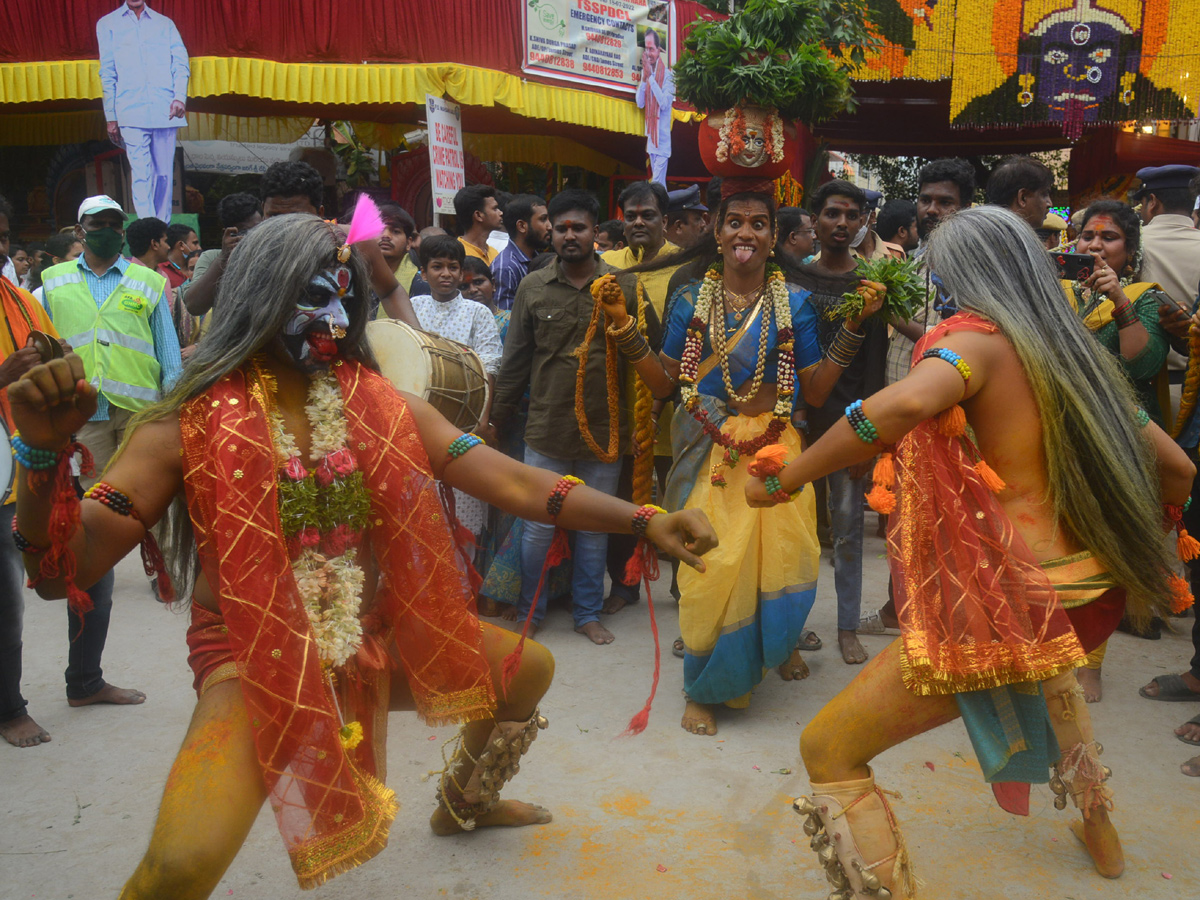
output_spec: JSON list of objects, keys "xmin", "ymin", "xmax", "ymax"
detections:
[
  {"xmin": 591, "ymin": 274, "xmax": 629, "ymax": 328},
  {"xmin": 644, "ymin": 508, "xmax": 717, "ymax": 572},
  {"xmin": 0, "ymin": 345, "xmax": 43, "ymax": 390},
  {"xmin": 476, "ymin": 421, "xmax": 498, "ymax": 446},
  {"xmin": 8, "ymin": 353, "xmax": 98, "ymax": 450}
]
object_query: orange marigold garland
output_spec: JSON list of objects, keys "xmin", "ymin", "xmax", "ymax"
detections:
[
  {"xmin": 576, "ymin": 276, "xmax": 623, "ymax": 464},
  {"xmin": 1171, "ymin": 328, "xmax": 1200, "ymax": 439}
]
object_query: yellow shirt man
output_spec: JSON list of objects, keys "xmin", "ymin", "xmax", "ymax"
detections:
[{"xmin": 459, "ymin": 237, "xmax": 498, "ymax": 265}]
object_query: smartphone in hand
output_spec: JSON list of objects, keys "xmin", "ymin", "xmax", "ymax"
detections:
[{"xmin": 1050, "ymin": 251, "xmax": 1095, "ymax": 281}]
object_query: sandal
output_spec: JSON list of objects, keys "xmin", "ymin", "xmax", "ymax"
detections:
[
  {"xmin": 672, "ymin": 637, "xmax": 685, "ymax": 659},
  {"xmin": 1139, "ymin": 673, "xmax": 1200, "ymax": 702},
  {"xmin": 798, "ymin": 628, "xmax": 822, "ymax": 651},
  {"xmin": 856, "ymin": 609, "xmax": 899, "ymax": 636},
  {"xmin": 1178, "ymin": 714, "xmax": 1200, "ymax": 747}
]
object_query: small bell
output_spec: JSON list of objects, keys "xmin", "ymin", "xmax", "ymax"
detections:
[
  {"xmin": 803, "ymin": 817, "xmax": 821, "ymax": 836},
  {"xmin": 1102, "ymin": 766, "xmax": 1112, "ymax": 778},
  {"xmin": 1054, "ymin": 794, "xmax": 1068, "ymax": 810},
  {"xmin": 1094, "ymin": 741, "xmax": 1103, "ymax": 755},
  {"xmin": 877, "ymin": 887, "xmax": 893, "ymax": 900},
  {"xmin": 810, "ymin": 832, "xmax": 829, "ymax": 851},
  {"xmin": 794, "ymin": 796, "xmax": 816, "ymax": 815},
  {"xmin": 860, "ymin": 867, "xmax": 882, "ymax": 891},
  {"xmin": 817, "ymin": 845, "xmax": 837, "ymax": 866},
  {"xmin": 537, "ymin": 714, "xmax": 549, "ymax": 729},
  {"xmin": 1049, "ymin": 773, "xmax": 1066, "ymax": 794}
]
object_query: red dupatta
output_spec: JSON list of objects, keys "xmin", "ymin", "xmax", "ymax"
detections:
[
  {"xmin": 889, "ymin": 313, "xmax": 1085, "ymax": 695},
  {"xmin": 179, "ymin": 357, "xmax": 495, "ymax": 888}
]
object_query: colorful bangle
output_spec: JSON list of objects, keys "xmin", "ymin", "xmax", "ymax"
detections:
[
  {"xmin": 1134, "ymin": 407, "xmax": 1150, "ymax": 428},
  {"xmin": 447, "ymin": 433, "xmax": 485, "ymax": 460},
  {"xmin": 546, "ymin": 475, "xmax": 584, "ymax": 518},
  {"xmin": 11, "ymin": 434, "xmax": 62, "ymax": 471},
  {"xmin": 920, "ymin": 347, "xmax": 971, "ymax": 385},
  {"xmin": 631, "ymin": 504, "xmax": 667, "ymax": 540},
  {"xmin": 609, "ymin": 318, "xmax": 652, "ymax": 363},
  {"xmin": 83, "ymin": 482, "xmax": 141, "ymax": 520},
  {"xmin": 1112, "ymin": 300, "xmax": 1138, "ymax": 330},
  {"xmin": 11, "ymin": 518, "xmax": 46, "ymax": 554},
  {"xmin": 1186, "ymin": 497, "xmax": 1193, "ymax": 514},
  {"xmin": 763, "ymin": 474, "xmax": 800, "ymax": 504},
  {"xmin": 845, "ymin": 399, "xmax": 882, "ymax": 445}
]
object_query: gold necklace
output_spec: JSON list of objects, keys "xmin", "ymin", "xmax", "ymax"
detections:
[
  {"xmin": 724, "ymin": 282, "xmax": 764, "ymax": 321},
  {"xmin": 709, "ymin": 284, "xmax": 772, "ymax": 404}
]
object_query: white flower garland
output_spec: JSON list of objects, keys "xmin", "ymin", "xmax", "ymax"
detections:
[{"xmin": 270, "ymin": 372, "xmax": 367, "ymax": 669}]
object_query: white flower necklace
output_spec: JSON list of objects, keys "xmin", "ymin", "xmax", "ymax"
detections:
[{"xmin": 269, "ymin": 372, "xmax": 367, "ymax": 669}]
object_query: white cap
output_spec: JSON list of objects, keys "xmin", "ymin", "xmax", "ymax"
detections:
[{"xmin": 77, "ymin": 194, "xmax": 125, "ymax": 221}]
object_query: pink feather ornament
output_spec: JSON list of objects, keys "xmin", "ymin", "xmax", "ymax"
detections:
[{"xmin": 344, "ymin": 193, "xmax": 385, "ymax": 246}]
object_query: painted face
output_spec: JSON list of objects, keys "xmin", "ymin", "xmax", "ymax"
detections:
[
  {"xmin": 1034, "ymin": 20, "xmax": 1123, "ymax": 123},
  {"xmin": 1075, "ymin": 213, "xmax": 1129, "ymax": 272},
  {"xmin": 283, "ymin": 266, "xmax": 353, "ymax": 369},
  {"xmin": 735, "ymin": 123, "xmax": 769, "ymax": 169}
]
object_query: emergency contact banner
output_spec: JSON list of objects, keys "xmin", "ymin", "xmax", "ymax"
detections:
[{"xmin": 522, "ymin": 0, "xmax": 673, "ymax": 92}]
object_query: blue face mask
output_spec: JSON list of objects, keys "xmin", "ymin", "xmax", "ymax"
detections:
[{"xmin": 282, "ymin": 266, "xmax": 353, "ymax": 369}]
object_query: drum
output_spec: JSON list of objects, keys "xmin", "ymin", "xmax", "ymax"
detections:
[
  {"xmin": 366, "ymin": 320, "xmax": 490, "ymax": 431},
  {"xmin": 0, "ymin": 418, "xmax": 13, "ymax": 507}
]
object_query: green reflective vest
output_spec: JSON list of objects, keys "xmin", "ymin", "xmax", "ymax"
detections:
[{"xmin": 42, "ymin": 260, "xmax": 165, "ymax": 412}]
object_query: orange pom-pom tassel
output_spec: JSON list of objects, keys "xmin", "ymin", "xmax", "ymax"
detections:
[
  {"xmin": 937, "ymin": 404, "xmax": 966, "ymax": 437},
  {"xmin": 1169, "ymin": 573, "xmax": 1195, "ymax": 614},
  {"xmin": 873, "ymin": 452, "xmax": 896, "ymax": 490},
  {"xmin": 1178, "ymin": 529, "xmax": 1200, "ymax": 562},
  {"xmin": 753, "ymin": 443, "xmax": 790, "ymax": 477},
  {"xmin": 866, "ymin": 483, "xmax": 896, "ymax": 514},
  {"xmin": 975, "ymin": 459, "xmax": 1007, "ymax": 493}
]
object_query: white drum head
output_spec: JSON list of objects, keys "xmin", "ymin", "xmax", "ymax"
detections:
[{"xmin": 366, "ymin": 320, "xmax": 433, "ymax": 396}]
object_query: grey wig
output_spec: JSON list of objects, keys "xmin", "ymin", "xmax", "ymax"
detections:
[
  {"xmin": 924, "ymin": 205, "xmax": 1174, "ymax": 621},
  {"xmin": 129, "ymin": 213, "xmax": 378, "ymax": 601}
]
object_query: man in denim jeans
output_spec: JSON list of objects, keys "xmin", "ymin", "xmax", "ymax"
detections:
[
  {"xmin": 491, "ymin": 189, "xmax": 660, "ymax": 645},
  {"xmin": 796, "ymin": 181, "xmax": 890, "ymax": 665}
]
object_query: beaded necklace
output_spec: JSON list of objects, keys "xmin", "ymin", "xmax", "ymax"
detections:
[{"xmin": 678, "ymin": 262, "xmax": 796, "ymax": 486}]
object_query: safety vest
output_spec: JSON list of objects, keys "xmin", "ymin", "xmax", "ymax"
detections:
[{"xmin": 41, "ymin": 260, "xmax": 165, "ymax": 412}]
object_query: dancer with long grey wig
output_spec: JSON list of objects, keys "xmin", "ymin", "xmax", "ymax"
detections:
[
  {"xmin": 743, "ymin": 206, "xmax": 1195, "ymax": 898},
  {"xmin": 7, "ymin": 213, "xmax": 717, "ymax": 898}
]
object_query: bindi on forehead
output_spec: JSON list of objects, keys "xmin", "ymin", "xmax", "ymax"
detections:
[
  {"xmin": 1085, "ymin": 216, "xmax": 1120, "ymax": 234},
  {"xmin": 557, "ymin": 219, "xmax": 585, "ymax": 229}
]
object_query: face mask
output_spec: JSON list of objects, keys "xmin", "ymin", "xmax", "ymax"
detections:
[
  {"xmin": 83, "ymin": 227, "xmax": 125, "ymax": 259},
  {"xmin": 849, "ymin": 222, "xmax": 869, "ymax": 249},
  {"xmin": 282, "ymin": 266, "xmax": 353, "ymax": 371}
]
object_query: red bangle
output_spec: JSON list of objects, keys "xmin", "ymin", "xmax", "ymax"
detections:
[
  {"xmin": 546, "ymin": 475, "xmax": 584, "ymax": 519},
  {"xmin": 84, "ymin": 482, "xmax": 141, "ymax": 521},
  {"xmin": 632, "ymin": 504, "xmax": 666, "ymax": 540}
]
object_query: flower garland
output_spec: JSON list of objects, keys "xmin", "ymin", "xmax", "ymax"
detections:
[
  {"xmin": 715, "ymin": 106, "xmax": 747, "ymax": 162},
  {"xmin": 764, "ymin": 111, "xmax": 785, "ymax": 163},
  {"xmin": 269, "ymin": 371, "xmax": 373, "ymax": 669},
  {"xmin": 678, "ymin": 261, "xmax": 795, "ymax": 487}
]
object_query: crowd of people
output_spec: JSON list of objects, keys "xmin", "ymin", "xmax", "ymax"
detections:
[{"xmin": 1, "ymin": 152, "xmax": 1199, "ymax": 898}]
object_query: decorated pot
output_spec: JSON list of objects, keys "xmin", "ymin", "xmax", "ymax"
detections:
[{"xmin": 699, "ymin": 105, "xmax": 797, "ymax": 180}]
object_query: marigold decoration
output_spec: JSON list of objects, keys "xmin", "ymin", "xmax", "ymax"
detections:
[
  {"xmin": 575, "ymin": 276, "xmax": 624, "ymax": 464},
  {"xmin": 678, "ymin": 262, "xmax": 795, "ymax": 487},
  {"xmin": 1171, "ymin": 327, "xmax": 1200, "ymax": 440},
  {"xmin": 339, "ymin": 720, "xmax": 365, "ymax": 750}
]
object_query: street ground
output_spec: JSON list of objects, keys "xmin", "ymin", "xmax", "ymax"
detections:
[{"xmin": 3, "ymin": 530, "xmax": 1198, "ymax": 899}]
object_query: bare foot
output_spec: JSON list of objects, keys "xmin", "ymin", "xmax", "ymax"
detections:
[
  {"xmin": 429, "ymin": 798, "xmax": 552, "ymax": 836},
  {"xmin": 602, "ymin": 594, "xmax": 628, "ymax": 615},
  {"xmin": 1076, "ymin": 666, "xmax": 1103, "ymax": 703},
  {"xmin": 778, "ymin": 648, "xmax": 810, "ymax": 681},
  {"xmin": 477, "ymin": 596, "xmax": 502, "ymax": 617},
  {"xmin": 681, "ymin": 699, "xmax": 717, "ymax": 736},
  {"xmin": 1182, "ymin": 755, "xmax": 1200, "ymax": 777},
  {"xmin": 575, "ymin": 621, "xmax": 614, "ymax": 645},
  {"xmin": 838, "ymin": 629, "xmax": 868, "ymax": 665},
  {"xmin": 0, "ymin": 714, "xmax": 51, "ymax": 748},
  {"xmin": 1069, "ymin": 810, "xmax": 1124, "ymax": 879},
  {"xmin": 67, "ymin": 683, "xmax": 146, "ymax": 708},
  {"xmin": 500, "ymin": 605, "xmax": 520, "ymax": 622}
]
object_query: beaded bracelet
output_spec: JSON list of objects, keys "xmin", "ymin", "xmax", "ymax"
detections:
[
  {"xmin": 83, "ymin": 482, "xmax": 141, "ymax": 520},
  {"xmin": 11, "ymin": 518, "xmax": 45, "ymax": 554},
  {"xmin": 763, "ymin": 474, "xmax": 801, "ymax": 504},
  {"xmin": 546, "ymin": 475, "xmax": 584, "ymax": 518},
  {"xmin": 1186, "ymin": 497, "xmax": 1193, "ymax": 514},
  {"xmin": 1112, "ymin": 300, "xmax": 1138, "ymax": 330},
  {"xmin": 920, "ymin": 347, "xmax": 971, "ymax": 385},
  {"xmin": 447, "ymin": 433, "xmax": 485, "ymax": 460},
  {"xmin": 608, "ymin": 318, "xmax": 652, "ymax": 363},
  {"xmin": 631, "ymin": 504, "xmax": 667, "ymax": 539},
  {"xmin": 11, "ymin": 434, "xmax": 61, "ymax": 471},
  {"xmin": 845, "ymin": 399, "xmax": 882, "ymax": 445},
  {"xmin": 1134, "ymin": 407, "xmax": 1150, "ymax": 428},
  {"xmin": 826, "ymin": 325, "xmax": 865, "ymax": 368}
]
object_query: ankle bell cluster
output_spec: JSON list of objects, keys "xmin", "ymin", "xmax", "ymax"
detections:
[
  {"xmin": 436, "ymin": 708, "xmax": 549, "ymax": 831},
  {"xmin": 793, "ymin": 795, "xmax": 893, "ymax": 900}
]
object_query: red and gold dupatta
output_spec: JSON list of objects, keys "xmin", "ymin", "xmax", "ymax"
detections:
[{"xmin": 179, "ymin": 358, "xmax": 495, "ymax": 887}]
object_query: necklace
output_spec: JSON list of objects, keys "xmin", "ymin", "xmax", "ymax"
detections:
[
  {"xmin": 267, "ymin": 370, "xmax": 373, "ymax": 669},
  {"xmin": 678, "ymin": 261, "xmax": 796, "ymax": 486},
  {"xmin": 711, "ymin": 287, "xmax": 772, "ymax": 404},
  {"xmin": 724, "ymin": 282, "xmax": 764, "ymax": 320}
]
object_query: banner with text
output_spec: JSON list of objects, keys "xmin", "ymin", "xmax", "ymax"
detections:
[
  {"xmin": 426, "ymin": 93, "xmax": 465, "ymax": 216},
  {"xmin": 523, "ymin": 0, "xmax": 673, "ymax": 92}
]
